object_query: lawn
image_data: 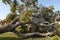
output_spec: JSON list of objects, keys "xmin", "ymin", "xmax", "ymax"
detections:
[{"xmin": 0, "ymin": 32, "xmax": 60, "ymax": 40}]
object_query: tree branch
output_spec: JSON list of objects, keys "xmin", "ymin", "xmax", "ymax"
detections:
[{"xmin": 12, "ymin": 30, "xmax": 54, "ymax": 37}]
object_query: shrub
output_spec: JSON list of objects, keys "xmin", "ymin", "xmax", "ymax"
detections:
[
  {"xmin": 54, "ymin": 23, "xmax": 60, "ymax": 36},
  {"xmin": 6, "ymin": 13, "xmax": 17, "ymax": 23}
]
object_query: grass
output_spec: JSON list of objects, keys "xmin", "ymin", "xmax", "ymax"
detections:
[
  {"xmin": 0, "ymin": 32, "xmax": 25, "ymax": 40},
  {"xmin": 0, "ymin": 32, "xmax": 18, "ymax": 37},
  {"xmin": 0, "ymin": 32, "xmax": 60, "ymax": 40}
]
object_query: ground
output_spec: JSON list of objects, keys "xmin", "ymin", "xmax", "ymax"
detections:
[{"xmin": 0, "ymin": 32, "xmax": 60, "ymax": 40}]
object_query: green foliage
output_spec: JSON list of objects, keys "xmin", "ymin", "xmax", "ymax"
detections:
[
  {"xmin": 20, "ymin": 9, "xmax": 33, "ymax": 22},
  {"xmin": 21, "ymin": 0, "xmax": 38, "ymax": 7},
  {"xmin": 15, "ymin": 26, "xmax": 21, "ymax": 32},
  {"xmin": 10, "ymin": 2, "xmax": 16, "ymax": 12},
  {"xmin": 41, "ymin": 6, "xmax": 53, "ymax": 15},
  {"xmin": 10, "ymin": 0, "xmax": 18, "ymax": 12},
  {"xmin": 6, "ymin": 13, "xmax": 17, "ymax": 23},
  {"xmin": 48, "ymin": 6, "xmax": 54, "ymax": 10},
  {"xmin": 40, "ymin": 6, "xmax": 54, "ymax": 23},
  {"xmin": 20, "ymin": 25, "xmax": 28, "ymax": 33},
  {"xmin": 17, "ymin": 5, "xmax": 24, "ymax": 13},
  {"xmin": 44, "ymin": 15, "xmax": 55, "ymax": 23},
  {"xmin": 54, "ymin": 23, "xmax": 60, "ymax": 36},
  {"xmin": 15, "ymin": 25, "xmax": 32, "ymax": 33}
]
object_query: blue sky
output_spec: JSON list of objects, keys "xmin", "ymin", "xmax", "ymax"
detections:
[
  {"xmin": 38, "ymin": 0, "xmax": 60, "ymax": 11},
  {"xmin": 0, "ymin": 0, "xmax": 10, "ymax": 20},
  {"xmin": 0, "ymin": 0, "xmax": 60, "ymax": 20}
]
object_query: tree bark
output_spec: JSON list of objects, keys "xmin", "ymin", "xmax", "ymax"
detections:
[{"xmin": 12, "ymin": 30, "xmax": 54, "ymax": 37}]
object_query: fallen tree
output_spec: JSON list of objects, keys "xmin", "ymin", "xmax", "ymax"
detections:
[{"xmin": 0, "ymin": 16, "xmax": 57, "ymax": 37}]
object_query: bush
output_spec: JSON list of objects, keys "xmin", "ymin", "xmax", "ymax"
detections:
[
  {"xmin": 6, "ymin": 13, "xmax": 17, "ymax": 23},
  {"xmin": 54, "ymin": 23, "xmax": 60, "ymax": 36}
]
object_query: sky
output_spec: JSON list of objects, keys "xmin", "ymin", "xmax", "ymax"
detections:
[{"xmin": 0, "ymin": 0, "xmax": 60, "ymax": 20}]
